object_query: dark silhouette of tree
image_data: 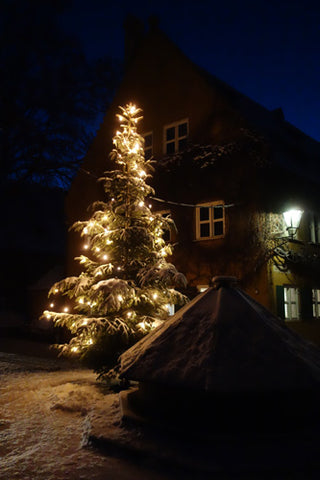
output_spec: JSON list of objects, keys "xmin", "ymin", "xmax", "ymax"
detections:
[{"xmin": 1, "ymin": 0, "xmax": 120, "ymax": 188}]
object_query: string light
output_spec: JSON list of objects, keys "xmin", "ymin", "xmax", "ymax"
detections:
[
  {"xmin": 83, "ymin": 227, "xmax": 88, "ymax": 234},
  {"xmin": 117, "ymin": 295, "xmax": 123, "ymax": 301},
  {"xmin": 63, "ymin": 307, "xmax": 69, "ymax": 313},
  {"xmin": 46, "ymin": 313, "xmax": 51, "ymax": 320},
  {"xmin": 83, "ymin": 244, "xmax": 89, "ymax": 250},
  {"xmin": 152, "ymin": 293, "xmax": 158, "ymax": 300},
  {"xmin": 78, "ymin": 298, "xmax": 84, "ymax": 304},
  {"xmin": 49, "ymin": 303, "xmax": 54, "ymax": 308},
  {"xmin": 71, "ymin": 346, "xmax": 78, "ymax": 353},
  {"xmin": 139, "ymin": 201, "xmax": 144, "ymax": 207},
  {"xmin": 103, "ymin": 254, "xmax": 108, "ymax": 260}
]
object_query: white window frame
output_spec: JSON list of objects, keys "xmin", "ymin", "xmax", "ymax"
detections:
[
  {"xmin": 163, "ymin": 119, "xmax": 188, "ymax": 154},
  {"xmin": 312, "ymin": 288, "xmax": 320, "ymax": 318},
  {"xmin": 284, "ymin": 286, "xmax": 300, "ymax": 321},
  {"xmin": 195, "ymin": 202, "xmax": 225, "ymax": 240},
  {"xmin": 143, "ymin": 131, "xmax": 153, "ymax": 160}
]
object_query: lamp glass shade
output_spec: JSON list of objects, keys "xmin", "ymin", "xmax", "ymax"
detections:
[{"xmin": 283, "ymin": 209, "xmax": 303, "ymax": 231}]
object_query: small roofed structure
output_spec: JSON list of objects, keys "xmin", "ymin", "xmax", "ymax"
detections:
[{"xmin": 120, "ymin": 277, "xmax": 320, "ymax": 432}]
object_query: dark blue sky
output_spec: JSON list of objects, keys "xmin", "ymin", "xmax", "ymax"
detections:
[{"xmin": 62, "ymin": 0, "xmax": 320, "ymax": 141}]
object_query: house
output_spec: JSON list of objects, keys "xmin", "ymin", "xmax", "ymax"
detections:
[{"xmin": 66, "ymin": 16, "xmax": 320, "ymax": 345}]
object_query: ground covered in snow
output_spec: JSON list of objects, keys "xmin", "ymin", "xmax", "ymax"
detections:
[
  {"xmin": 1, "ymin": 347, "xmax": 320, "ymax": 479},
  {"xmin": 0, "ymin": 352, "xmax": 190, "ymax": 480}
]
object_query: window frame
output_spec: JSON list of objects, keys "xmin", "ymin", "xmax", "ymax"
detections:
[
  {"xmin": 163, "ymin": 119, "xmax": 189, "ymax": 154},
  {"xmin": 195, "ymin": 201, "xmax": 225, "ymax": 240},
  {"xmin": 312, "ymin": 288, "xmax": 320, "ymax": 318},
  {"xmin": 284, "ymin": 286, "xmax": 301, "ymax": 321}
]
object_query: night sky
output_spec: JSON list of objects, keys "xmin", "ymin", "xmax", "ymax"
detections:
[{"xmin": 61, "ymin": 0, "xmax": 320, "ymax": 142}]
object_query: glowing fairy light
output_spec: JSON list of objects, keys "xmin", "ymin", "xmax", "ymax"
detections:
[
  {"xmin": 95, "ymin": 271, "xmax": 102, "ymax": 276},
  {"xmin": 88, "ymin": 338, "xmax": 93, "ymax": 345},
  {"xmin": 127, "ymin": 311, "xmax": 132, "ymax": 318},
  {"xmin": 83, "ymin": 227, "xmax": 88, "ymax": 234},
  {"xmin": 54, "ymin": 288, "xmax": 58, "ymax": 293},
  {"xmin": 139, "ymin": 201, "xmax": 144, "ymax": 207},
  {"xmin": 129, "ymin": 105, "xmax": 136, "ymax": 115},
  {"xmin": 71, "ymin": 346, "xmax": 78, "ymax": 353},
  {"xmin": 118, "ymin": 295, "xmax": 123, "ymax": 301},
  {"xmin": 83, "ymin": 244, "xmax": 89, "ymax": 250},
  {"xmin": 103, "ymin": 254, "xmax": 108, "ymax": 260},
  {"xmin": 149, "ymin": 204, "xmax": 152, "ymax": 208},
  {"xmin": 138, "ymin": 170, "xmax": 146, "ymax": 177},
  {"xmin": 63, "ymin": 307, "xmax": 69, "ymax": 313},
  {"xmin": 49, "ymin": 303, "xmax": 54, "ymax": 308},
  {"xmin": 82, "ymin": 319, "xmax": 88, "ymax": 326},
  {"xmin": 46, "ymin": 313, "xmax": 51, "ymax": 320},
  {"xmin": 78, "ymin": 298, "xmax": 84, "ymax": 304},
  {"xmin": 117, "ymin": 266, "xmax": 121, "ymax": 271},
  {"xmin": 152, "ymin": 293, "xmax": 158, "ymax": 300},
  {"xmin": 95, "ymin": 247, "xmax": 100, "ymax": 252},
  {"xmin": 106, "ymin": 239, "xmax": 112, "ymax": 245}
]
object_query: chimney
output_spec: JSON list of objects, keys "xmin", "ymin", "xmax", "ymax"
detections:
[{"xmin": 123, "ymin": 15, "xmax": 145, "ymax": 69}]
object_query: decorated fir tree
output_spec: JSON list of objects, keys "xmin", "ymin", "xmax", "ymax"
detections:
[{"xmin": 41, "ymin": 104, "xmax": 187, "ymax": 373}]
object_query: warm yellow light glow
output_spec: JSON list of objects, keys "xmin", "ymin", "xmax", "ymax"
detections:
[
  {"xmin": 54, "ymin": 288, "xmax": 59, "ymax": 293},
  {"xmin": 63, "ymin": 307, "xmax": 69, "ymax": 313},
  {"xmin": 49, "ymin": 303, "xmax": 54, "ymax": 308},
  {"xmin": 88, "ymin": 338, "xmax": 93, "ymax": 345},
  {"xmin": 106, "ymin": 239, "xmax": 112, "ymax": 245},
  {"xmin": 46, "ymin": 313, "xmax": 51, "ymax": 320},
  {"xmin": 71, "ymin": 346, "xmax": 78, "ymax": 353},
  {"xmin": 152, "ymin": 293, "xmax": 158, "ymax": 300},
  {"xmin": 127, "ymin": 311, "xmax": 132, "ymax": 318},
  {"xmin": 117, "ymin": 266, "xmax": 121, "ymax": 271},
  {"xmin": 118, "ymin": 295, "xmax": 123, "ymax": 301},
  {"xmin": 149, "ymin": 216, "xmax": 154, "ymax": 221},
  {"xmin": 83, "ymin": 244, "xmax": 89, "ymax": 250},
  {"xmin": 95, "ymin": 271, "xmax": 102, "ymax": 276},
  {"xmin": 138, "ymin": 170, "xmax": 146, "ymax": 177},
  {"xmin": 149, "ymin": 204, "xmax": 152, "ymax": 208},
  {"xmin": 103, "ymin": 254, "xmax": 108, "ymax": 260},
  {"xmin": 78, "ymin": 298, "xmax": 84, "ymax": 304},
  {"xmin": 129, "ymin": 105, "xmax": 137, "ymax": 115},
  {"xmin": 139, "ymin": 201, "xmax": 144, "ymax": 207},
  {"xmin": 82, "ymin": 319, "xmax": 88, "ymax": 326},
  {"xmin": 83, "ymin": 227, "xmax": 88, "ymax": 234}
]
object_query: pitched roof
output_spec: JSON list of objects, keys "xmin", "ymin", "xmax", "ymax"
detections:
[{"xmin": 120, "ymin": 277, "xmax": 320, "ymax": 392}]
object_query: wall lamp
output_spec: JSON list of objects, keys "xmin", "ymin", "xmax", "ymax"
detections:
[{"xmin": 283, "ymin": 209, "xmax": 303, "ymax": 239}]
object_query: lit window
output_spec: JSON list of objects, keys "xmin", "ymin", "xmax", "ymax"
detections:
[
  {"xmin": 164, "ymin": 119, "xmax": 188, "ymax": 154},
  {"xmin": 284, "ymin": 286, "xmax": 300, "ymax": 321},
  {"xmin": 143, "ymin": 132, "xmax": 153, "ymax": 160},
  {"xmin": 165, "ymin": 304, "xmax": 175, "ymax": 316},
  {"xmin": 196, "ymin": 202, "xmax": 225, "ymax": 240},
  {"xmin": 312, "ymin": 289, "xmax": 320, "ymax": 318}
]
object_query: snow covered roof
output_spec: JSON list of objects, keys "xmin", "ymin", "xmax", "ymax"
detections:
[{"xmin": 120, "ymin": 277, "xmax": 320, "ymax": 392}]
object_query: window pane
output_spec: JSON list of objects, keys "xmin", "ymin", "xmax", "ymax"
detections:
[
  {"xmin": 166, "ymin": 127, "xmax": 175, "ymax": 141},
  {"xmin": 213, "ymin": 206, "xmax": 223, "ymax": 219},
  {"xmin": 200, "ymin": 223, "xmax": 210, "ymax": 237},
  {"xmin": 166, "ymin": 141, "xmax": 175, "ymax": 154},
  {"xmin": 199, "ymin": 207, "xmax": 209, "ymax": 221},
  {"xmin": 144, "ymin": 134, "xmax": 152, "ymax": 148},
  {"xmin": 178, "ymin": 122, "xmax": 188, "ymax": 137},
  {"xmin": 178, "ymin": 138, "xmax": 187, "ymax": 151},
  {"xmin": 214, "ymin": 221, "xmax": 224, "ymax": 236}
]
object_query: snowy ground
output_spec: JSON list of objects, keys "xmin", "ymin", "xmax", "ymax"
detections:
[
  {"xmin": 0, "ymin": 350, "xmax": 191, "ymax": 480},
  {"xmin": 1, "ymin": 345, "xmax": 320, "ymax": 480}
]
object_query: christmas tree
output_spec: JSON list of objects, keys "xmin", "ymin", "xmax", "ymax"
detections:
[{"xmin": 41, "ymin": 104, "xmax": 187, "ymax": 373}]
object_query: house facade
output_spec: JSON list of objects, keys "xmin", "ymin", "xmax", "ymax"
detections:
[{"xmin": 66, "ymin": 17, "xmax": 320, "ymax": 344}]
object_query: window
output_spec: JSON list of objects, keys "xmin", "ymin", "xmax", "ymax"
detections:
[
  {"xmin": 164, "ymin": 119, "xmax": 188, "ymax": 154},
  {"xmin": 195, "ymin": 202, "xmax": 225, "ymax": 240},
  {"xmin": 165, "ymin": 304, "xmax": 175, "ymax": 316},
  {"xmin": 312, "ymin": 289, "xmax": 320, "ymax": 318},
  {"xmin": 143, "ymin": 132, "xmax": 153, "ymax": 160},
  {"xmin": 284, "ymin": 286, "xmax": 300, "ymax": 321}
]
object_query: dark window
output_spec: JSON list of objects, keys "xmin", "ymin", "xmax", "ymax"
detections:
[
  {"xmin": 200, "ymin": 223, "xmax": 210, "ymax": 238},
  {"xmin": 178, "ymin": 122, "xmax": 188, "ymax": 137},
  {"xmin": 166, "ymin": 127, "xmax": 175, "ymax": 141}
]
